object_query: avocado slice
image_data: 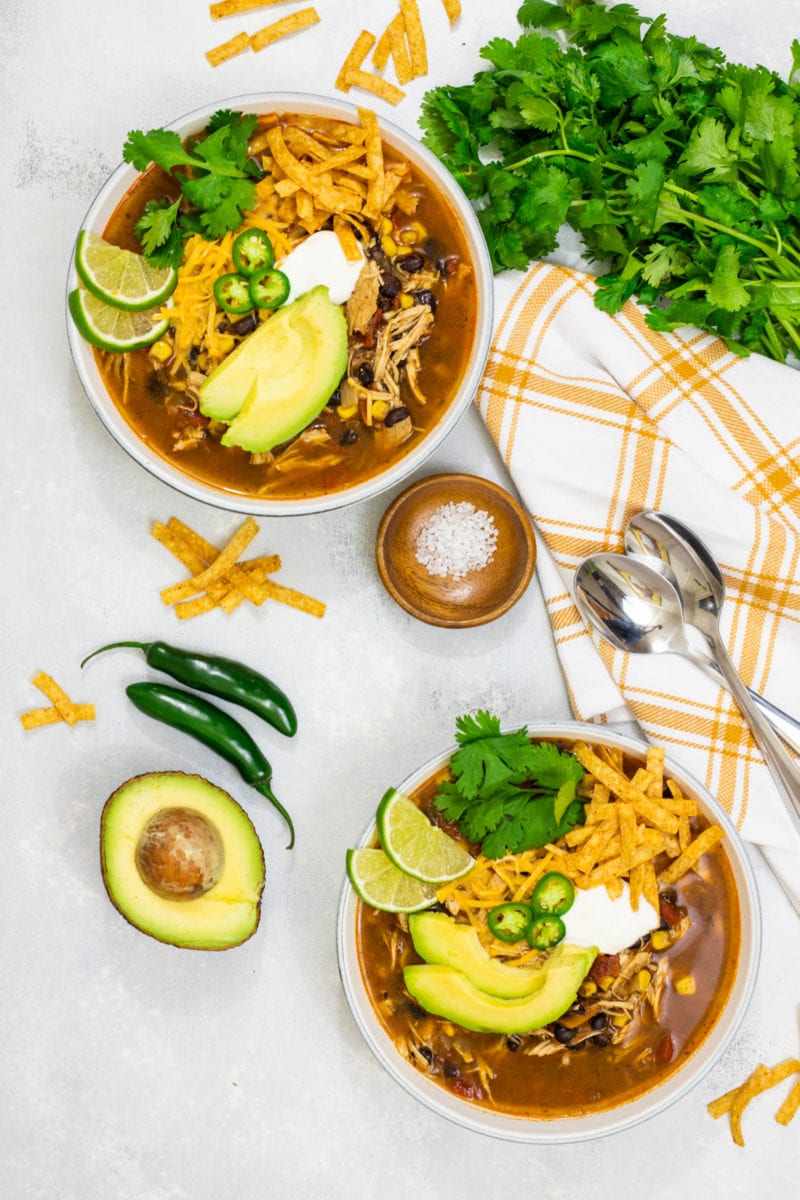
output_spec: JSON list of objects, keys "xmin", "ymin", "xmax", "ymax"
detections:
[
  {"xmin": 408, "ymin": 911, "xmax": 547, "ymax": 999},
  {"xmin": 403, "ymin": 943, "xmax": 597, "ymax": 1033},
  {"xmin": 100, "ymin": 772, "xmax": 265, "ymax": 950},
  {"xmin": 199, "ymin": 285, "xmax": 348, "ymax": 451}
]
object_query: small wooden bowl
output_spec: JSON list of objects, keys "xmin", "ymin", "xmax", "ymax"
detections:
[{"xmin": 375, "ymin": 473, "xmax": 536, "ymax": 628}]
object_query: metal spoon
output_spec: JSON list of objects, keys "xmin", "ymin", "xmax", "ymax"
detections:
[
  {"xmin": 624, "ymin": 510, "xmax": 800, "ymax": 752},
  {"xmin": 574, "ymin": 552, "xmax": 800, "ymax": 834}
]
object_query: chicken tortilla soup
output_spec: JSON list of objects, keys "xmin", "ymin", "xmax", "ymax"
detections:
[
  {"xmin": 353, "ymin": 730, "xmax": 741, "ymax": 1120},
  {"xmin": 88, "ymin": 108, "xmax": 477, "ymax": 502}
]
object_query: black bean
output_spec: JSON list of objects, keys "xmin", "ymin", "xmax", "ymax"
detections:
[
  {"xmin": 417, "ymin": 1045, "xmax": 434, "ymax": 1064},
  {"xmin": 231, "ymin": 312, "xmax": 259, "ymax": 337},
  {"xmin": 590, "ymin": 1013, "xmax": 608, "ymax": 1031},
  {"xmin": 397, "ymin": 252, "xmax": 425, "ymax": 273},
  {"xmin": 407, "ymin": 1001, "xmax": 428, "ymax": 1021},
  {"xmin": 366, "ymin": 242, "xmax": 388, "ymax": 264},
  {"xmin": 187, "ymin": 345, "xmax": 200, "ymax": 366},
  {"xmin": 506, "ymin": 1035, "xmax": 522, "ymax": 1052},
  {"xmin": 384, "ymin": 406, "xmax": 410, "ymax": 428},
  {"xmin": 327, "ymin": 387, "xmax": 341, "ymax": 409},
  {"xmin": 413, "ymin": 289, "xmax": 437, "ymax": 311},
  {"xmin": 437, "ymin": 255, "xmax": 460, "ymax": 276},
  {"xmin": 590, "ymin": 1032, "xmax": 612, "ymax": 1048},
  {"xmin": 380, "ymin": 273, "xmax": 401, "ymax": 298},
  {"xmin": 339, "ymin": 429, "xmax": 358, "ymax": 446},
  {"xmin": 553, "ymin": 1024, "xmax": 576, "ymax": 1045},
  {"xmin": 145, "ymin": 372, "xmax": 168, "ymax": 400},
  {"xmin": 356, "ymin": 363, "xmax": 374, "ymax": 386},
  {"xmin": 442, "ymin": 1061, "xmax": 460, "ymax": 1078}
]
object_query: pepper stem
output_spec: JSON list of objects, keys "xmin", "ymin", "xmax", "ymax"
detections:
[
  {"xmin": 255, "ymin": 782, "xmax": 295, "ymax": 850},
  {"xmin": 80, "ymin": 641, "xmax": 150, "ymax": 668}
]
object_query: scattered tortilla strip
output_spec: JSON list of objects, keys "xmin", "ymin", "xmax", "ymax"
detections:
[
  {"xmin": 399, "ymin": 0, "xmax": 427, "ymax": 76},
  {"xmin": 657, "ymin": 824, "xmax": 724, "ymax": 886},
  {"xmin": 709, "ymin": 1060, "xmax": 800, "ymax": 1146},
  {"xmin": 372, "ymin": 13, "xmax": 399, "ymax": 72},
  {"xmin": 205, "ymin": 30, "xmax": 251, "ymax": 67},
  {"xmin": 21, "ymin": 704, "xmax": 95, "ymax": 730},
  {"xmin": 387, "ymin": 15, "xmax": 414, "ymax": 86},
  {"xmin": 440, "ymin": 0, "xmax": 462, "ymax": 21},
  {"xmin": 776, "ymin": 1078, "xmax": 800, "ymax": 1126},
  {"xmin": 153, "ymin": 516, "xmax": 322, "ymax": 619},
  {"xmin": 250, "ymin": 7, "xmax": 320, "ymax": 53},
  {"xmin": 210, "ymin": 0, "xmax": 285, "ymax": 18},
  {"xmin": 160, "ymin": 517, "xmax": 259, "ymax": 605},
  {"xmin": 335, "ymin": 29, "xmax": 376, "ymax": 92},
  {"xmin": 346, "ymin": 69, "xmax": 406, "ymax": 106},
  {"xmin": 21, "ymin": 673, "xmax": 95, "ymax": 730}
]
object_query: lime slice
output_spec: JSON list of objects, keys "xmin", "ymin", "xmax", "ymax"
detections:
[
  {"xmin": 69, "ymin": 287, "xmax": 171, "ymax": 353},
  {"xmin": 346, "ymin": 848, "xmax": 439, "ymax": 913},
  {"xmin": 75, "ymin": 231, "xmax": 177, "ymax": 312},
  {"xmin": 376, "ymin": 788, "xmax": 474, "ymax": 884}
]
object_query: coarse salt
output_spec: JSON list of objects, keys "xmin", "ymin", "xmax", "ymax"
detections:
[{"xmin": 414, "ymin": 501, "xmax": 498, "ymax": 580}]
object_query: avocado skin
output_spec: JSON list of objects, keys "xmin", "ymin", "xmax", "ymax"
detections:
[
  {"xmin": 199, "ymin": 285, "xmax": 348, "ymax": 452},
  {"xmin": 100, "ymin": 772, "xmax": 265, "ymax": 951},
  {"xmin": 408, "ymin": 911, "xmax": 547, "ymax": 999},
  {"xmin": 403, "ymin": 943, "xmax": 597, "ymax": 1033}
]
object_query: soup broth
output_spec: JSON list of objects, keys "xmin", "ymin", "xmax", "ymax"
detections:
[
  {"xmin": 355, "ymin": 750, "xmax": 741, "ymax": 1120},
  {"xmin": 95, "ymin": 112, "xmax": 478, "ymax": 502}
]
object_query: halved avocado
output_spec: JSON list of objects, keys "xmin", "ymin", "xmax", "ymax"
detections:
[
  {"xmin": 100, "ymin": 772, "xmax": 265, "ymax": 950},
  {"xmin": 199, "ymin": 285, "xmax": 347, "ymax": 451},
  {"xmin": 403, "ymin": 943, "xmax": 597, "ymax": 1033},
  {"xmin": 408, "ymin": 911, "xmax": 547, "ymax": 999}
]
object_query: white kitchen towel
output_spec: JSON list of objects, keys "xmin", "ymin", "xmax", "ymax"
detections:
[{"xmin": 476, "ymin": 261, "xmax": 800, "ymax": 912}]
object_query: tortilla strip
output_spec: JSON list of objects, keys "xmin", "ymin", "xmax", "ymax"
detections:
[
  {"xmin": 573, "ymin": 743, "xmax": 680, "ymax": 833},
  {"xmin": 645, "ymin": 745, "xmax": 665, "ymax": 798},
  {"xmin": 333, "ymin": 216, "xmax": 363, "ymax": 262},
  {"xmin": 399, "ymin": 0, "xmax": 427, "ymax": 75},
  {"xmin": 21, "ymin": 704, "xmax": 95, "ymax": 730},
  {"xmin": 440, "ymin": 0, "xmax": 462, "ymax": 21},
  {"xmin": 258, "ymin": 579, "xmax": 326, "ymax": 618},
  {"xmin": 159, "ymin": 517, "xmax": 259, "ymax": 604},
  {"xmin": 335, "ymin": 29, "xmax": 376, "ymax": 92},
  {"xmin": 160, "ymin": 519, "xmax": 282, "ymax": 608},
  {"xmin": 267, "ymin": 126, "xmax": 353, "ymax": 212},
  {"xmin": 372, "ymin": 12, "xmax": 401, "ymax": 72},
  {"xmin": 250, "ymin": 9, "xmax": 320, "ymax": 53},
  {"xmin": 31, "ymin": 671, "xmax": 82, "ymax": 726},
  {"xmin": 657, "ymin": 825, "xmax": 724, "ymax": 886},
  {"xmin": 346, "ymin": 69, "xmax": 406, "ymax": 106},
  {"xmin": 359, "ymin": 107, "xmax": 385, "ymax": 219},
  {"xmin": 210, "ymin": 0, "xmax": 285, "ymax": 17},
  {"xmin": 153, "ymin": 521, "xmax": 249, "ymax": 610},
  {"xmin": 205, "ymin": 31, "xmax": 251, "ymax": 67},
  {"xmin": 584, "ymin": 838, "xmax": 667, "ymax": 888},
  {"xmin": 776, "ymin": 1078, "xmax": 800, "ymax": 1126}
]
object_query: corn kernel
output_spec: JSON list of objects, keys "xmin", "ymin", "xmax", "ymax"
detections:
[
  {"xmin": 612, "ymin": 1014, "xmax": 629, "ymax": 1028},
  {"xmin": 651, "ymin": 930, "xmax": 671, "ymax": 951},
  {"xmin": 381, "ymin": 235, "xmax": 398, "ymax": 256},
  {"xmin": 372, "ymin": 400, "xmax": 390, "ymax": 421},
  {"xmin": 675, "ymin": 975, "xmax": 696, "ymax": 995},
  {"xmin": 579, "ymin": 981, "xmax": 597, "ymax": 997},
  {"xmin": 598, "ymin": 976, "xmax": 615, "ymax": 990},
  {"xmin": 398, "ymin": 292, "xmax": 414, "ymax": 308},
  {"xmin": 149, "ymin": 339, "xmax": 172, "ymax": 363},
  {"xmin": 398, "ymin": 228, "xmax": 418, "ymax": 244},
  {"xmin": 338, "ymin": 405, "xmax": 358, "ymax": 419},
  {"xmin": 636, "ymin": 969, "xmax": 651, "ymax": 992},
  {"xmin": 380, "ymin": 217, "xmax": 393, "ymax": 235}
]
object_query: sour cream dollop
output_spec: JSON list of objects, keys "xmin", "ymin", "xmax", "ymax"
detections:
[
  {"xmin": 278, "ymin": 230, "xmax": 363, "ymax": 305},
  {"xmin": 563, "ymin": 881, "xmax": 660, "ymax": 955}
]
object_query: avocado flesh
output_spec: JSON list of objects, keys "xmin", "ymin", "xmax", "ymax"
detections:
[
  {"xmin": 100, "ymin": 772, "xmax": 265, "ymax": 950},
  {"xmin": 408, "ymin": 911, "xmax": 548, "ymax": 999},
  {"xmin": 403, "ymin": 943, "xmax": 597, "ymax": 1033},
  {"xmin": 198, "ymin": 285, "xmax": 348, "ymax": 452}
]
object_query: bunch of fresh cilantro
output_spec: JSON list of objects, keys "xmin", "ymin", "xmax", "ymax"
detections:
[
  {"xmin": 420, "ymin": 0, "xmax": 800, "ymax": 362},
  {"xmin": 433, "ymin": 711, "xmax": 586, "ymax": 858},
  {"xmin": 123, "ymin": 110, "xmax": 263, "ymax": 270}
]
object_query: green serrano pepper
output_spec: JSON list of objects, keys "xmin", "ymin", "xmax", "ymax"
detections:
[
  {"xmin": 126, "ymin": 682, "xmax": 295, "ymax": 849},
  {"xmin": 83, "ymin": 640, "xmax": 297, "ymax": 737}
]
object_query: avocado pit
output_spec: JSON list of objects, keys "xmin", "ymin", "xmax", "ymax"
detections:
[{"xmin": 135, "ymin": 806, "xmax": 225, "ymax": 900}]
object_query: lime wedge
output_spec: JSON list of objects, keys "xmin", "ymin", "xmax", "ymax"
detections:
[
  {"xmin": 69, "ymin": 287, "xmax": 171, "ymax": 353},
  {"xmin": 346, "ymin": 848, "xmax": 439, "ymax": 913},
  {"xmin": 376, "ymin": 788, "xmax": 474, "ymax": 884},
  {"xmin": 75, "ymin": 231, "xmax": 177, "ymax": 312}
]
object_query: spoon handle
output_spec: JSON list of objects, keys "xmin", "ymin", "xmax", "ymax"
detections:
[
  {"xmin": 702, "ymin": 634, "xmax": 800, "ymax": 836},
  {"xmin": 689, "ymin": 651, "xmax": 800, "ymax": 756}
]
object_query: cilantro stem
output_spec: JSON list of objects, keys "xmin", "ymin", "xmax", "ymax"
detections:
[{"xmin": 657, "ymin": 199, "xmax": 800, "ymax": 271}]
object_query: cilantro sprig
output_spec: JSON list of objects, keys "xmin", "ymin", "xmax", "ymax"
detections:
[
  {"xmin": 434, "ymin": 711, "xmax": 585, "ymax": 858},
  {"xmin": 420, "ymin": 0, "xmax": 800, "ymax": 363},
  {"xmin": 123, "ymin": 109, "xmax": 262, "ymax": 270}
]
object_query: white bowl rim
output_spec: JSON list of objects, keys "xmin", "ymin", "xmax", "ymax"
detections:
[
  {"xmin": 65, "ymin": 91, "xmax": 495, "ymax": 517},
  {"xmin": 336, "ymin": 720, "xmax": 762, "ymax": 1143}
]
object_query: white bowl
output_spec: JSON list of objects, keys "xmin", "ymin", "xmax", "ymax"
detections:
[
  {"xmin": 336, "ymin": 721, "xmax": 761, "ymax": 1143},
  {"xmin": 66, "ymin": 92, "xmax": 494, "ymax": 517}
]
